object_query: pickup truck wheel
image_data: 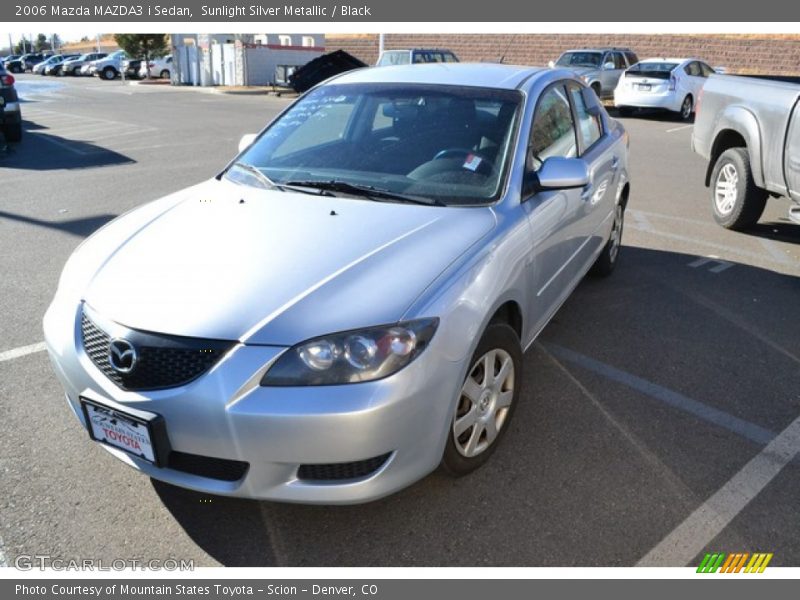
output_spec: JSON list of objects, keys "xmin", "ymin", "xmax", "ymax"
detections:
[
  {"xmin": 591, "ymin": 201, "xmax": 624, "ymax": 276},
  {"xmin": 102, "ymin": 67, "xmax": 117, "ymax": 80},
  {"xmin": 680, "ymin": 95, "xmax": 693, "ymax": 121},
  {"xmin": 711, "ymin": 147, "xmax": 768, "ymax": 230},
  {"xmin": 442, "ymin": 323, "xmax": 522, "ymax": 476}
]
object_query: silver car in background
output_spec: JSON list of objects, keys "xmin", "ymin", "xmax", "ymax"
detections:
[
  {"xmin": 551, "ymin": 47, "xmax": 639, "ymax": 98},
  {"xmin": 44, "ymin": 64, "xmax": 630, "ymax": 504}
]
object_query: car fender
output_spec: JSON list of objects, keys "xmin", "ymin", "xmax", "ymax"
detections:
[{"xmin": 707, "ymin": 105, "xmax": 764, "ymax": 188}]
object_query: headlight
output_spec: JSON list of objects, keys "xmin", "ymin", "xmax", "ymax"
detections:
[
  {"xmin": 261, "ymin": 318, "xmax": 438, "ymax": 386},
  {"xmin": 581, "ymin": 75, "xmax": 590, "ymax": 83}
]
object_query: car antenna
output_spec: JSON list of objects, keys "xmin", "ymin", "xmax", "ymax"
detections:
[{"xmin": 498, "ymin": 35, "xmax": 516, "ymax": 64}]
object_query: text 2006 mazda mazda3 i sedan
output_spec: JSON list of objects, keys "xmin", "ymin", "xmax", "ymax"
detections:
[{"xmin": 44, "ymin": 64, "xmax": 630, "ymax": 503}]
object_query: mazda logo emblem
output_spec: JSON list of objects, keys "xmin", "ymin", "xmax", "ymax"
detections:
[{"xmin": 108, "ymin": 338, "xmax": 137, "ymax": 374}]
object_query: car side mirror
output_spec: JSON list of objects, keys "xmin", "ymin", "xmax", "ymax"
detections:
[
  {"xmin": 238, "ymin": 133, "xmax": 257, "ymax": 153},
  {"xmin": 603, "ymin": 62, "xmax": 615, "ymax": 70},
  {"xmin": 525, "ymin": 157, "xmax": 590, "ymax": 197},
  {"xmin": 547, "ymin": 60, "xmax": 555, "ymax": 69}
]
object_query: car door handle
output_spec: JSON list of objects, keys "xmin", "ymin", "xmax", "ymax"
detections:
[
  {"xmin": 611, "ymin": 157, "xmax": 620, "ymax": 171},
  {"xmin": 581, "ymin": 186, "xmax": 594, "ymax": 201}
]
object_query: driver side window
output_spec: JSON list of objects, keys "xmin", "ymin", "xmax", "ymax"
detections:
[{"xmin": 529, "ymin": 84, "xmax": 578, "ymax": 172}]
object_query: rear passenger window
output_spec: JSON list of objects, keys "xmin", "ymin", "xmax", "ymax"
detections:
[
  {"xmin": 613, "ymin": 52, "xmax": 626, "ymax": 70},
  {"xmin": 529, "ymin": 85, "xmax": 577, "ymax": 170},
  {"xmin": 685, "ymin": 62, "xmax": 702, "ymax": 77},
  {"xmin": 700, "ymin": 62, "xmax": 714, "ymax": 77},
  {"xmin": 569, "ymin": 85, "xmax": 602, "ymax": 151},
  {"xmin": 625, "ymin": 52, "xmax": 639, "ymax": 66}
]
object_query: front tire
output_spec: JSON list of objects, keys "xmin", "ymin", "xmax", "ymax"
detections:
[
  {"xmin": 102, "ymin": 67, "xmax": 117, "ymax": 80},
  {"xmin": 710, "ymin": 147, "xmax": 768, "ymax": 230},
  {"xmin": 442, "ymin": 323, "xmax": 522, "ymax": 476}
]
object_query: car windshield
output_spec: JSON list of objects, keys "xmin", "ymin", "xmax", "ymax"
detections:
[
  {"xmin": 377, "ymin": 51, "xmax": 411, "ymax": 66},
  {"xmin": 626, "ymin": 62, "xmax": 679, "ymax": 79},
  {"xmin": 227, "ymin": 83, "xmax": 523, "ymax": 206},
  {"xmin": 556, "ymin": 52, "xmax": 603, "ymax": 68}
]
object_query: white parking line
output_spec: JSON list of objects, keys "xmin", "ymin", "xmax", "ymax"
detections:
[
  {"xmin": 637, "ymin": 412, "xmax": 800, "ymax": 566},
  {"xmin": 688, "ymin": 256, "xmax": 734, "ymax": 273},
  {"xmin": 0, "ymin": 342, "xmax": 47, "ymax": 363},
  {"xmin": 759, "ymin": 238, "xmax": 792, "ymax": 265},
  {"xmin": 628, "ymin": 210, "xmax": 655, "ymax": 232},
  {"xmin": 666, "ymin": 124, "xmax": 693, "ymax": 133}
]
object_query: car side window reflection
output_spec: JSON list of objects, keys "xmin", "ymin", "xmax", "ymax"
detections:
[
  {"xmin": 529, "ymin": 85, "xmax": 578, "ymax": 171},
  {"xmin": 568, "ymin": 84, "xmax": 602, "ymax": 151}
]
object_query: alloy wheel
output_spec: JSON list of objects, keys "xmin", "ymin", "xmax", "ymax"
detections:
[
  {"xmin": 453, "ymin": 348, "xmax": 515, "ymax": 458},
  {"xmin": 714, "ymin": 163, "xmax": 739, "ymax": 215}
]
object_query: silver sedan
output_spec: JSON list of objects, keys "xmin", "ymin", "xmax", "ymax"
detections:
[{"xmin": 44, "ymin": 63, "xmax": 630, "ymax": 503}]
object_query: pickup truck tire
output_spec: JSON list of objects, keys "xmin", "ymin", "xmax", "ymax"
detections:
[
  {"xmin": 442, "ymin": 323, "xmax": 522, "ymax": 476},
  {"xmin": 102, "ymin": 67, "xmax": 117, "ymax": 80},
  {"xmin": 710, "ymin": 147, "xmax": 768, "ymax": 230}
]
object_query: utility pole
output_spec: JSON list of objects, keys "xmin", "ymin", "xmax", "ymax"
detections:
[{"xmin": 96, "ymin": 33, "xmax": 101, "ymax": 53}]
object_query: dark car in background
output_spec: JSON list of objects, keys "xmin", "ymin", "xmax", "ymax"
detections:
[
  {"xmin": 45, "ymin": 54, "xmax": 81, "ymax": 76},
  {"xmin": 123, "ymin": 58, "xmax": 144, "ymax": 79},
  {"xmin": 0, "ymin": 62, "xmax": 22, "ymax": 142},
  {"xmin": 23, "ymin": 52, "xmax": 53, "ymax": 72}
]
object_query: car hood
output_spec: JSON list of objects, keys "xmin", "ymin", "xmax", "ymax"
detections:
[
  {"xmin": 560, "ymin": 66, "xmax": 598, "ymax": 77},
  {"xmin": 78, "ymin": 178, "xmax": 496, "ymax": 346}
]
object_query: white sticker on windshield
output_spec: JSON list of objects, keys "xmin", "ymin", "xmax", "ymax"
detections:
[{"xmin": 463, "ymin": 154, "xmax": 482, "ymax": 172}]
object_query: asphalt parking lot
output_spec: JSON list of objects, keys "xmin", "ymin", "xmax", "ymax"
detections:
[{"xmin": 1, "ymin": 73, "xmax": 798, "ymax": 568}]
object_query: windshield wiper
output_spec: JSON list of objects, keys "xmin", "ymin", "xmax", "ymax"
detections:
[
  {"xmin": 228, "ymin": 162, "xmax": 278, "ymax": 190},
  {"xmin": 282, "ymin": 180, "xmax": 445, "ymax": 206}
]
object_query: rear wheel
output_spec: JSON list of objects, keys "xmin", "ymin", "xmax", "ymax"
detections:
[
  {"xmin": 160, "ymin": 69, "xmax": 170, "ymax": 79},
  {"xmin": 679, "ymin": 95, "xmax": 693, "ymax": 121},
  {"xmin": 442, "ymin": 323, "xmax": 522, "ymax": 476},
  {"xmin": 710, "ymin": 147, "xmax": 768, "ymax": 230},
  {"xmin": 102, "ymin": 66, "xmax": 117, "ymax": 80},
  {"xmin": 591, "ymin": 201, "xmax": 624, "ymax": 276}
]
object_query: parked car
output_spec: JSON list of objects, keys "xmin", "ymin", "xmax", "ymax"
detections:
[
  {"xmin": 614, "ymin": 58, "xmax": 716, "ymax": 121},
  {"xmin": 36, "ymin": 54, "xmax": 80, "ymax": 75},
  {"xmin": 44, "ymin": 63, "xmax": 630, "ymax": 503},
  {"xmin": 92, "ymin": 50, "xmax": 128, "ymax": 80},
  {"xmin": 5, "ymin": 54, "xmax": 34, "ymax": 73},
  {"xmin": 46, "ymin": 54, "xmax": 81, "ymax": 76},
  {"xmin": 550, "ymin": 47, "xmax": 639, "ymax": 98},
  {"xmin": 2, "ymin": 55, "xmax": 20, "ymax": 66},
  {"xmin": 33, "ymin": 54, "xmax": 62, "ymax": 75},
  {"xmin": 60, "ymin": 52, "xmax": 107, "ymax": 76},
  {"xmin": 0, "ymin": 63, "xmax": 22, "ymax": 142},
  {"xmin": 138, "ymin": 55, "xmax": 172, "ymax": 79},
  {"xmin": 23, "ymin": 52, "xmax": 52, "ymax": 72},
  {"xmin": 376, "ymin": 48, "xmax": 459, "ymax": 66},
  {"xmin": 122, "ymin": 58, "xmax": 144, "ymax": 79},
  {"xmin": 692, "ymin": 74, "xmax": 800, "ymax": 229}
]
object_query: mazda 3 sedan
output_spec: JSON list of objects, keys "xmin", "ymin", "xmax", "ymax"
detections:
[{"xmin": 44, "ymin": 64, "xmax": 630, "ymax": 504}]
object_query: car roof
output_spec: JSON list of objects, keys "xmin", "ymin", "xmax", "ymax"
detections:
[
  {"xmin": 562, "ymin": 48, "xmax": 633, "ymax": 53},
  {"xmin": 332, "ymin": 63, "xmax": 547, "ymax": 90},
  {"xmin": 637, "ymin": 58, "xmax": 696, "ymax": 64}
]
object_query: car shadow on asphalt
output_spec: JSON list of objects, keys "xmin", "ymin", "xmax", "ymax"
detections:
[
  {"xmin": 151, "ymin": 245, "xmax": 800, "ymax": 567},
  {"xmin": 0, "ymin": 118, "xmax": 135, "ymax": 170},
  {"xmin": 0, "ymin": 210, "xmax": 117, "ymax": 238},
  {"xmin": 746, "ymin": 220, "xmax": 800, "ymax": 245}
]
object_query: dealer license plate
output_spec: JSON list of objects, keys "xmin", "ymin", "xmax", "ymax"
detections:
[{"xmin": 80, "ymin": 398, "xmax": 160, "ymax": 464}]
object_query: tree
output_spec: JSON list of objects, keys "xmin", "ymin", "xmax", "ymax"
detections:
[
  {"xmin": 113, "ymin": 34, "xmax": 169, "ymax": 79},
  {"xmin": 34, "ymin": 33, "xmax": 50, "ymax": 51}
]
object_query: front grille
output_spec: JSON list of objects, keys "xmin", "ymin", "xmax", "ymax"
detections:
[
  {"xmin": 81, "ymin": 311, "xmax": 234, "ymax": 391},
  {"xmin": 167, "ymin": 451, "xmax": 249, "ymax": 482},
  {"xmin": 297, "ymin": 453, "xmax": 392, "ymax": 482}
]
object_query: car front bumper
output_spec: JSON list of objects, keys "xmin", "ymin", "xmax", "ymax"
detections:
[{"xmin": 43, "ymin": 297, "xmax": 463, "ymax": 504}]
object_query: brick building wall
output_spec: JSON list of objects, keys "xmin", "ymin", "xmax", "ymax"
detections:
[{"xmin": 325, "ymin": 34, "xmax": 800, "ymax": 76}]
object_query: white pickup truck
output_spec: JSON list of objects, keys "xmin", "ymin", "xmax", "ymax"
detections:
[{"xmin": 692, "ymin": 74, "xmax": 800, "ymax": 229}]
